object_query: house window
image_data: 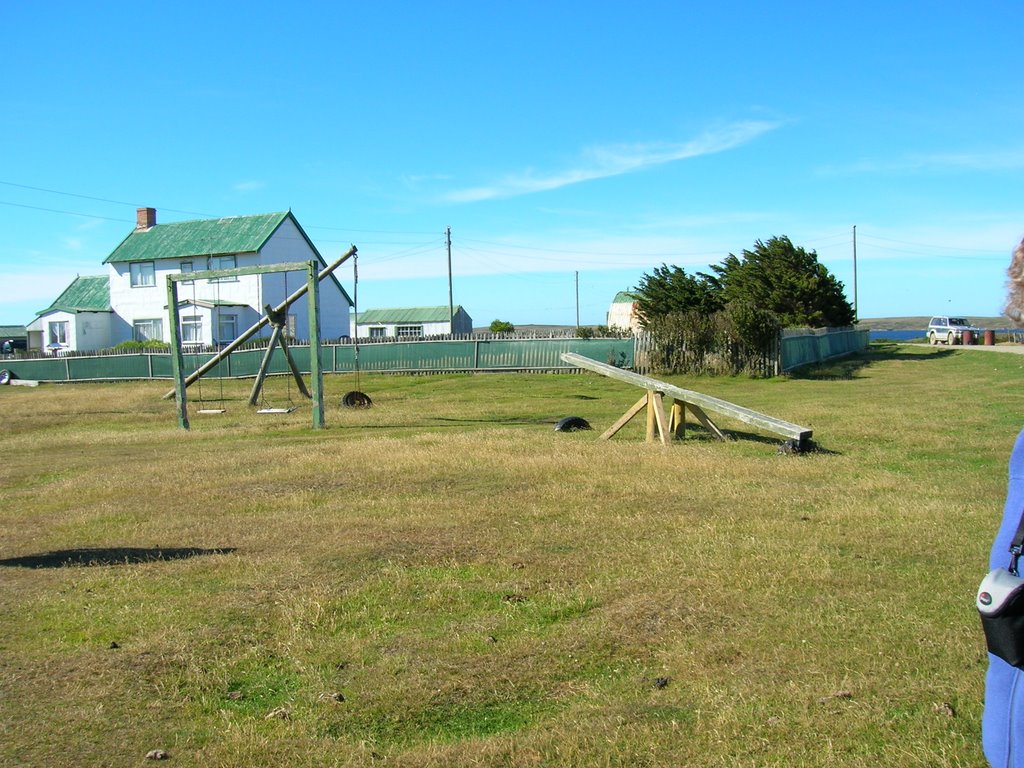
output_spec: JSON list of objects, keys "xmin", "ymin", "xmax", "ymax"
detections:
[
  {"xmin": 180, "ymin": 260, "xmax": 194, "ymax": 285},
  {"xmin": 48, "ymin": 321, "xmax": 69, "ymax": 346},
  {"xmin": 210, "ymin": 255, "xmax": 237, "ymax": 282},
  {"xmin": 368, "ymin": 326, "xmax": 387, "ymax": 338},
  {"xmin": 396, "ymin": 325, "xmax": 423, "ymax": 339},
  {"xmin": 133, "ymin": 319, "xmax": 163, "ymax": 342},
  {"xmin": 130, "ymin": 261, "xmax": 156, "ymax": 288},
  {"xmin": 217, "ymin": 314, "xmax": 238, "ymax": 344},
  {"xmin": 181, "ymin": 315, "xmax": 202, "ymax": 344}
]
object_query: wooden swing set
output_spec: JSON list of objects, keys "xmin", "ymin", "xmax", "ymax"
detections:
[{"xmin": 163, "ymin": 246, "xmax": 356, "ymax": 430}]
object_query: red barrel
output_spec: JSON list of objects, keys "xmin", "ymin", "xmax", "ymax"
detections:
[
  {"xmin": 962, "ymin": 330, "xmax": 973, "ymax": 345},
  {"xmin": 985, "ymin": 329, "xmax": 996, "ymax": 345}
]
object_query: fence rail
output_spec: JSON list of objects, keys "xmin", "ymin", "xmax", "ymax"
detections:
[{"xmin": 0, "ymin": 328, "xmax": 867, "ymax": 384}]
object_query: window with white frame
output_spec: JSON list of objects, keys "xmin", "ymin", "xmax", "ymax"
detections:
[
  {"xmin": 396, "ymin": 325, "xmax": 423, "ymax": 339},
  {"xmin": 133, "ymin": 319, "xmax": 163, "ymax": 342},
  {"xmin": 209, "ymin": 254, "xmax": 237, "ymax": 282},
  {"xmin": 217, "ymin": 313, "xmax": 237, "ymax": 344},
  {"xmin": 48, "ymin": 320, "xmax": 69, "ymax": 346},
  {"xmin": 130, "ymin": 261, "xmax": 156, "ymax": 288},
  {"xmin": 181, "ymin": 315, "xmax": 202, "ymax": 344},
  {"xmin": 180, "ymin": 260, "xmax": 194, "ymax": 284},
  {"xmin": 368, "ymin": 326, "xmax": 387, "ymax": 338}
]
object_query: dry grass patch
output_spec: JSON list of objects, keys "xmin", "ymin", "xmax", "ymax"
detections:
[{"xmin": 0, "ymin": 347, "xmax": 1009, "ymax": 765}]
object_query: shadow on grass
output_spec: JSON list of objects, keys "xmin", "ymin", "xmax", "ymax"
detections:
[
  {"xmin": 0, "ymin": 546, "xmax": 236, "ymax": 569},
  {"xmin": 786, "ymin": 343, "xmax": 955, "ymax": 381}
]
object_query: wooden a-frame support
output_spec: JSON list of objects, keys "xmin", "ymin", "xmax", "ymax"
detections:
[
  {"xmin": 248, "ymin": 304, "xmax": 311, "ymax": 409},
  {"xmin": 599, "ymin": 390, "xmax": 727, "ymax": 445}
]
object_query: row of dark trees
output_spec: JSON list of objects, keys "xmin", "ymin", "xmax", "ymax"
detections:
[
  {"xmin": 632, "ymin": 236, "xmax": 855, "ymax": 375},
  {"xmin": 634, "ymin": 235, "xmax": 855, "ymax": 329}
]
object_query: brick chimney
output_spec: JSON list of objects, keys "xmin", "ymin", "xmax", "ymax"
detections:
[{"xmin": 136, "ymin": 207, "xmax": 156, "ymax": 230}]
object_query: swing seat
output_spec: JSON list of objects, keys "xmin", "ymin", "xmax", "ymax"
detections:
[
  {"xmin": 197, "ymin": 408, "xmax": 226, "ymax": 415},
  {"xmin": 257, "ymin": 406, "xmax": 297, "ymax": 414}
]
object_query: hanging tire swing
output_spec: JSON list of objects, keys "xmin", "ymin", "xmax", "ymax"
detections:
[{"xmin": 341, "ymin": 390, "xmax": 373, "ymax": 408}]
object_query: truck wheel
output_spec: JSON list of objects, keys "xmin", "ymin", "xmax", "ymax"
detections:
[
  {"xmin": 929, "ymin": 333, "xmax": 937, "ymax": 346},
  {"xmin": 947, "ymin": 332, "xmax": 955, "ymax": 345},
  {"xmin": 0, "ymin": 369, "xmax": 10, "ymax": 385}
]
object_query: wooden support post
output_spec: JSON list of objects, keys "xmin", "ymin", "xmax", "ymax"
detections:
[
  {"xmin": 645, "ymin": 389, "xmax": 657, "ymax": 442},
  {"xmin": 307, "ymin": 260, "xmax": 324, "ymax": 430},
  {"xmin": 669, "ymin": 399, "xmax": 685, "ymax": 440},
  {"xmin": 687, "ymin": 403, "xmax": 726, "ymax": 441},
  {"xmin": 649, "ymin": 390, "xmax": 669, "ymax": 445},
  {"xmin": 248, "ymin": 324, "xmax": 284, "ymax": 406},
  {"xmin": 600, "ymin": 394, "xmax": 649, "ymax": 440},
  {"xmin": 166, "ymin": 277, "xmax": 189, "ymax": 430},
  {"xmin": 277, "ymin": 335, "xmax": 312, "ymax": 399}
]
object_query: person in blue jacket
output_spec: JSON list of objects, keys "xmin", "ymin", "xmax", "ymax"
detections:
[{"xmin": 984, "ymin": 238, "xmax": 1024, "ymax": 766}]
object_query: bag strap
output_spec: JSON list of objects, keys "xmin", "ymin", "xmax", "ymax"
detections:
[{"xmin": 1010, "ymin": 509, "xmax": 1024, "ymax": 575}]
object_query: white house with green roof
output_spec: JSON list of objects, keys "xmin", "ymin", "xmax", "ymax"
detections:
[
  {"xmin": 26, "ymin": 275, "xmax": 113, "ymax": 354},
  {"xmin": 355, "ymin": 306, "xmax": 473, "ymax": 339},
  {"xmin": 29, "ymin": 208, "xmax": 353, "ymax": 354}
]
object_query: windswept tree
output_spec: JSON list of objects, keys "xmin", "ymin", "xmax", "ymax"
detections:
[
  {"xmin": 489, "ymin": 319, "xmax": 515, "ymax": 334},
  {"xmin": 633, "ymin": 264, "xmax": 724, "ymax": 326},
  {"xmin": 710, "ymin": 236, "xmax": 854, "ymax": 328}
]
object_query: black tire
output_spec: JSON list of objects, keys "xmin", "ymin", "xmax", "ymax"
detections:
[
  {"xmin": 341, "ymin": 390, "xmax": 373, "ymax": 408},
  {"xmin": 929, "ymin": 332, "xmax": 937, "ymax": 346},
  {"xmin": 0, "ymin": 369, "xmax": 11, "ymax": 385},
  {"xmin": 554, "ymin": 416, "xmax": 592, "ymax": 432},
  {"xmin": 947, "ymin": 332, "xmax": 955, "ymax": 345}
]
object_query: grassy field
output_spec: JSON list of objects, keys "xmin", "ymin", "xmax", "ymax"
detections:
[{"xmin": 1, "ymin": 344, "xmax": 1019, "ymax": 767}]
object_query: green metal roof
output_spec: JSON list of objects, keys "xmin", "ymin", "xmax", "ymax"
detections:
[
  {"xmin": 39, "ymin": 275, "xmax": 111, "ymax": 315},
  {"xmin": 357, "ymin": 306, "xmax": 464, "ymax": 324},
  {"xmin": 103, "ymin": 212, "xmax": 291, "ymax": 264},
  {"xmin": 612, "ymin": 291, "xmax": 638, "ymax": 303},
  {"xmin": 0, "ymin": 325, "xmax": 27, "ymax": 338}
]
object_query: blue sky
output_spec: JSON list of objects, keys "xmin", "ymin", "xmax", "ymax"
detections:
[{"xmin": 2, "ymin": 1, "xmax": 1022, "ymax": 328}]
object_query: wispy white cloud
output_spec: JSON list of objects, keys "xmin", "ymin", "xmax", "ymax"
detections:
[
  {"xmin": 820, "ymin": 148, "xmax": 1024, "ymax": 175},
  {"xmin": 443, "ymin": 120, "xmax": 783, "ymax": 203}
]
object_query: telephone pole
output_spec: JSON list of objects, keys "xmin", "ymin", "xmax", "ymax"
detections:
[
  {"xmin": 852, "ymin": 225, "xmax": 858, "ymax": 322},
  {"xmin": 446, "ymin": 226, "xmax": 454, "ymax": 332}
]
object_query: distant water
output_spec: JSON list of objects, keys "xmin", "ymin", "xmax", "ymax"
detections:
[
  {"xmin": 869, "ymin": 329, "xmax": 926, "ymax": 341},
  {"xmin": 869, "ymin": 328, "xmax": 1017, "ymax": 342}
]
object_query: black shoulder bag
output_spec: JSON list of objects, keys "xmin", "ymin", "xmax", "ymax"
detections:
[{"xmin": 978, "ymin": 510, "xmax": 1024, "ymax": 668}]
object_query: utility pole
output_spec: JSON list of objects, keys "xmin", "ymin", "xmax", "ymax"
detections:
[
  {"xmin": 446, "ymin": 226, "xmax": 454, "ymax": 332},
  {"xmin": 852, "ymin": 225, "xmax": 858, "ymax": 323}
]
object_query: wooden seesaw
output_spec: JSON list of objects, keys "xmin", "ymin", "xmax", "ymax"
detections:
[{"xmin": 560, "ymin": 352, "xmax": 813, "ymax": 452}]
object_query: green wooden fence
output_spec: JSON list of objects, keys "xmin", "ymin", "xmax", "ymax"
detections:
[{"xmin": 0, "ymin": 329, "xmax": 866, "ymax": 384}]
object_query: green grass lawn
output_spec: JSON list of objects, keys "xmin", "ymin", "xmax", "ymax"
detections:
[{"xmin": 0, "ymin": 343, "xmax": 1018, "ymax": 766}]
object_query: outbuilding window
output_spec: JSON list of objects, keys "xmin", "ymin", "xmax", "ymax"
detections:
[
  {"xmin": 181, "ymin": 315, "xmax": 202, "ymax": 344},
  {"xmin": 48, "ymin": 321, "xmax": 69, "ymax": 345},
  {"xmin": 396, "ymin": 325, "xmax": 423, "ymax": 339},
  {"xmin": 369, "ymin": 326, "xmax": 387, "ymax": 338}
]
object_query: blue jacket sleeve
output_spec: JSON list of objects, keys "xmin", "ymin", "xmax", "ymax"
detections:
[{"xmin": 983, "ymin": 429, "xmax": 1024, "ymax": 766}]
